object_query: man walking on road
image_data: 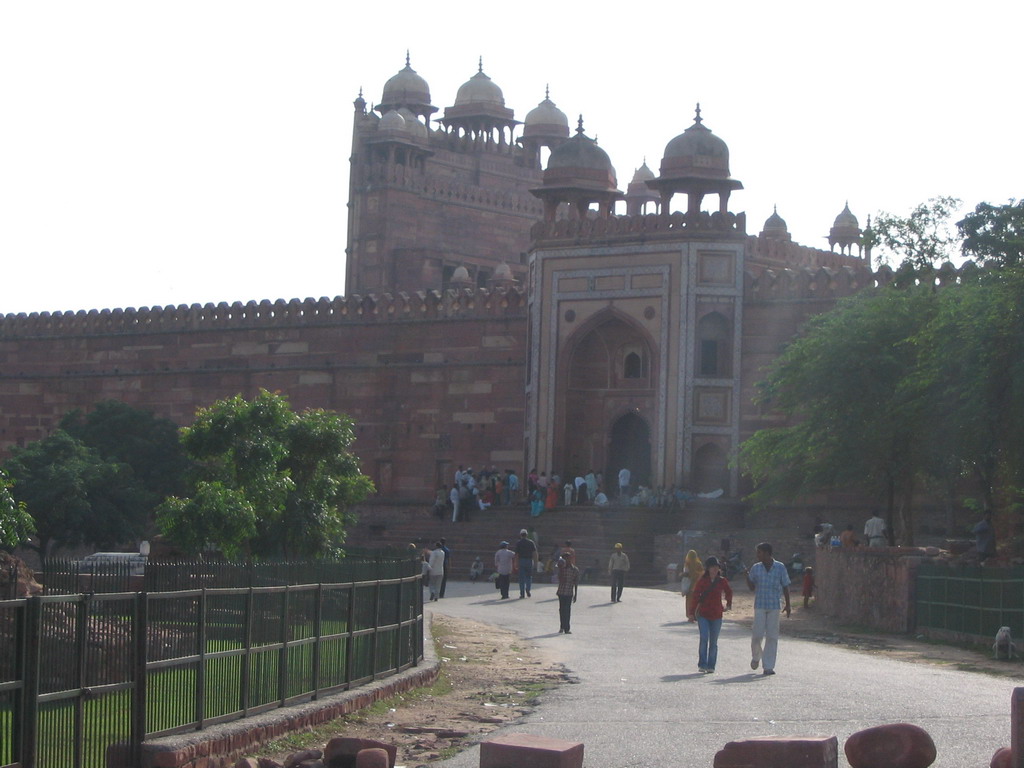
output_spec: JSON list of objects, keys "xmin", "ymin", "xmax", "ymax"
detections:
[
  {"xmin": 744, "ymin": 542, "xmax": 791, "ymax": 676},
  {"xmin": 555, "ymin": 550, "xmax": 580, "ymax": 633},
  {"xmin": 514, "ymin": 528, "xmax": 538, "ymax": 598},
  {"xmin": 608, "ymin": 543, "xmax": 630, "ymax": 603},
  {"xmin": 494, "ymin": 541, "xmax": 515, "ymax": 600}
]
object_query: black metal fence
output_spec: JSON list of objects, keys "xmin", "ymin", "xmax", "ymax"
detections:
[
  {"xmin": 916, "ymin": 561, "xmax": 1024, "ymax": 641},
  {"xmin": 1, "ymin": 557, "xmax": 423, "ymax": 768}
]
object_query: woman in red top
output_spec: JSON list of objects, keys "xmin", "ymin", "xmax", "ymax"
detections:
[{"xmin": 692, "ymin": 556, "xmax": 732, "ymax": 673}]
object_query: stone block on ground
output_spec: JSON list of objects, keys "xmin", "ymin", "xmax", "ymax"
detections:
[
  {"xmin": 355, "ymin": 747, "xmax": 391, "ymax": 768},
  {"xmin": 844, "ymin": 723, "xmax": 936, "ymax": 768},
  {"xmin": 479, "ymin": 734, "xmax": 584, "ymax": 768},
  {"xmin": 991, "ymin": 747, "xmax": 1011, "ymax": 768},
  {"xmin": 714, "ymin": 736, "xmax": 838, "ymax": 768},
  {"xmin": 324, "ymin": 737, "xmax": 397, "ymax": 768}
]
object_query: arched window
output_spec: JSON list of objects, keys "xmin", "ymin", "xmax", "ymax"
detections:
[
  {"xmin": 696, "ymin": 312, "xmax": 732, "ymax": 378},
  {"xmin": 621, "ymin": 343, "xmax": 648, "ymax": 381},
  {"xmin": 624, "ymin": 352, "xmax": 642, "ymax": 378}
]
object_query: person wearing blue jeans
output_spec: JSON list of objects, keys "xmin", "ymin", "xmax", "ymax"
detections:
[
  {"xmin": 514, "ymin": 529, "xmax": 538, "ymax": 598},
  {"xmin": 691, "ymin": 556, "xmax": 732, "ymax": 673}
]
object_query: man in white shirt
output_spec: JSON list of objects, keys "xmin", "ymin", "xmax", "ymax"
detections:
[
  {"xmin": 864, "ymin": 510, "xmax": 887, "ymax": 547},
  {"xmin": 494, "ymin": 541, "xmax": 516, "ymax": 600},
  {"xmin": 618, "ymin": 467, "xmax": 631, "ymax": 500}
]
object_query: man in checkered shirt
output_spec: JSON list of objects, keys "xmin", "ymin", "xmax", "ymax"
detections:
[{"xmin": 744, "ymin": 542, "xmax": 791, "ymax": 676}]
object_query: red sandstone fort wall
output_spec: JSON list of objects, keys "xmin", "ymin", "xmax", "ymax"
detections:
[{"xmin": 0, "ymin": 290, "xmax": 528, "ymax": 501}]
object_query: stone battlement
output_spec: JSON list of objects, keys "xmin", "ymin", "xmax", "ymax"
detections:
[
  {"xmin": 0, "ymin": 287, "xmax": 528, "ymax": 339},
  {"xmin": 531, "ymin": 210, "xmax": 748, "ymax": 244}
]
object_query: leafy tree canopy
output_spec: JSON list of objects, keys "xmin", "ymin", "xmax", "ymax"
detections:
[
  {"xmin": 157, "ymin": 390, "xmax": 373, "ymax": 559},
  {"xmin": 3, "ymin": 430, "xmax": 150, "ymax": 560},
  {"xmin": 61, "ymin": 399, "xmax": 190, "ymax": 507},
  {"xmin": 869, "ymin": 195, "xmax": 962, "ymax": 269},
  {"xmin": 958, "ymin": 199, "xmax": 1024, "ymax": 267},
  {"xmin": 0, "ymin": 468, "xmax": 34, "ymax": 550}
]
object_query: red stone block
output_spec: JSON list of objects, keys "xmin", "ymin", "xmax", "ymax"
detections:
[
  {"xmin": 232, "ymin": 759, "xmax": 260, "ymax": 768},
  {"xmin": 991, "ymin": 747, "xmax": 1012, "ymax": 768},
  {"xmin": 844, "ymin": 724, "xmax": 936, "ymax": 768},
  {"xmin": 714, "ymin": 736, "xmax": 838, "ymax": 768},
  {"xmin": 355, "ymin": 748, "xmax": 391, "ymax": 768},
  {"xmin": 324, "ymin": 737, "xmax": 397, "ymax": 768},
  {"xmin": 479, "ymin": 734, "xmax": 584, "ymax": 768}
]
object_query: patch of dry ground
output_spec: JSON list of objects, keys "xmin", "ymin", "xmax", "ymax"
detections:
[
  {"xmin": 252, "ymin": 588, "xmax": 1021, "ymax": 766},
  {"xmin": 252, "ymin": 614, "xmax": 567, "ymax": 766}
]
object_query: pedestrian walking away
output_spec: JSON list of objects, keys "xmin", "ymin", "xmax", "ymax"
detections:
[
  {"xmin": 692, "ymin": 555, "xmax": 732, "ymax": 673},
  {"xmin": 608, "ymin": 543, "xmax": 630, "ymax": 602},
  {"xmin": 514, "ymin": 528, "xmax": 538, "ymax": 598},
  {"xmin": 494, "ymin": 541, "xmax": 515, "ymax": 599},
  {"xmin": 555, "ymin": 550, "xmax": 580, "ymax": 633},
  {"xmin": 426, "ymin": 542, "xmax": 445, "ymax": 601},
  {"xmin": 439, "ymin": 538, "xmax": 451, "ymax": 597},
  {"xmin": 744, "ymin": 542, "xmax": 791, "ymax": 676}
]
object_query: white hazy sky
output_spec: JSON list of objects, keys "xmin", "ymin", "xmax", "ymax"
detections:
[{"xmin": 1, "ymin": 2, "xmax": 1021, "ymax": 316}]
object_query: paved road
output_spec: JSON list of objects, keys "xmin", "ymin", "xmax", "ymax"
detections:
[{"xmin": 428, "ymin": 579, "xmax": 1015, "ymax": 768}]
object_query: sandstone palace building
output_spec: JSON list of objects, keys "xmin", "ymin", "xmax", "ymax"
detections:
[{"xmin": 0, "ymin": 57, "xmax": 885, "ymax": 503}]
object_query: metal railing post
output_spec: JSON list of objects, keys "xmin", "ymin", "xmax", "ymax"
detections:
[
  {"xmin": 132, "ymin": 591, "xmax": 148, "ymax": 766},
  {"xmin": 21, "ymin": 596, "xmax": 43, "ymax": 768}
]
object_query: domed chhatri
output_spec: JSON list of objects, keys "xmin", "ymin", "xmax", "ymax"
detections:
[
  {"xmin": 454, "ymin": 58, "xmax": 506, "ymax": 107},
  {"xmin": 377, "ymin": 109, "xmax": 408, "ymax": 133},
  {"xmin": 377, "ymin": 52, "xmax": 436, "ymax": 118},
  {"xmin": 661, "ymin": 104, "xmax": 732, "ymax": 180},
  {"xmin": 440, "ymin": 58, "xmax": 517, "ymax": 142},
  {"xmin": 531, "ymin": 116, "xmax": 622, "ymax": 222},
  {"xmin": 648, "ymin": 104, "xmax": 743, "ymax": 216},
  {"xmin": 397, "ymin": 108, "xmax": 427, "ymax": 140},
  {"xmin": 523, "ymin": 86, "xmax": 570, "ymax": 141},
  {"xmin": 545, "ymin": 116, "xmax": 617, "ymax": 183},
  {"xmin": 829, "ymin": 202, "xmax": 864, "ymax": 256},
  {"xmin": 761, "ymin": 205, "xmax": 791, "ymax": 240},
  {"xmin": 626, "ymin": 160, "xmax": 660, "ymax": 216}
]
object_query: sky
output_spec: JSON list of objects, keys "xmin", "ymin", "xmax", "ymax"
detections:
[{"xmin": 1, "ymin": 1, "xmax": 1021, "ymax": 315}]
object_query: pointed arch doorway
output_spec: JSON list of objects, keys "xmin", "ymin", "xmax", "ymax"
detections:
[{"xmin": 606, "ymin": 412, "xmax": 651, "ymax": 490}]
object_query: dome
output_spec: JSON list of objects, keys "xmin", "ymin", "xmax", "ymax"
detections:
[
  {"xmin": 660, "ymin": 105, "xmax": 731, "ymax": 180},
  {"xmin": 763, "ymin": 206, "xmax": 788, "ymax": 234},
  {"xmin": 378, "ymin": 109, "xmax": 407, "ymax": 132},
  {"xmin": 398, "ymin": 108, "xmax": 427, "ymax": 139},
  {"xmin": 377, "ymin": 54, "xmax": 435, "ymax": 115},
  {"xmin": 493, "ymin": 262, "xmax": 515, "ymax": 282},
  {"xmin": 833, "ymin": 203, "xmax": 859, "ymax": 230},
  {"xmin": 523, "ymin": 88, "xmax": 569, "ymax": 140},
  {"xmin": 454, "ymin": 61, "xmax": 505, "ymax": 107},
  {"xmin": 630, "ymin": 162, "xmax": 655, "ymax": 184},
  {"xmin": 545, "ymin": 117, "xmax": 617, "ymax": 190},
  {"xmin": 626, "ymin": 161, "xmax": 658, "ymax": 199},
  {"xmin": 451, "ymin": 265, "xmax": 472, "ymax": 285}
]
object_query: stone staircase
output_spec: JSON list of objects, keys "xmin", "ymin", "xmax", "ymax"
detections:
[{"xmin": 345, "ymin": 500, "xmax": 747, "ymax": 586}]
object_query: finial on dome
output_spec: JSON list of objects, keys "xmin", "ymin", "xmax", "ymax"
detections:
[
  {"xmin": 773, "ymin": 204, "xmax": 777, "ymax": 214},
  {"xmin": 358, "ymin": 87, "xmax": 363, "ymax": 98},
  {"xmin": 576, "ymin": 115, "xmax": 584, "ymax": 135},
  {"xmin": 405, "ymin": 50, "xmax": 411, "ymax": 67},
  {"xmin": 545, "ymin": 83, "xmax": 550, "ymax": 100},
  {"xmin": 478, "ymin": 56, "xmax": 483, "ymax": 73},
  {"xmin": 694, "ymin": 103, "xmax": 702, "ymax": 124}
]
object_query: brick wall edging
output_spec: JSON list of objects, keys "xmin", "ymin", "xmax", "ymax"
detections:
[{"xmin": 129, "ymin": 616, "xmax": 439, "ymax": 768}]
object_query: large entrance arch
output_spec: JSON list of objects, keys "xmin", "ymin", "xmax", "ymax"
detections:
[
  {"xmin": 558, "ymin": 312, "xmax": 657, "ymax": 484},
  {"xmin": 606, "ymin": 412, "xmax": 651, "ymax": 490}
]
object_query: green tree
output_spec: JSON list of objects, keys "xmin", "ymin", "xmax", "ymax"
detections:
[
  {"xmin": 157, "ymin": 390, "xmax": 373, "ymax": 559},
  {"xmin": 739, "ymin": 286, "xmax": 939, "ymax": 544},
  {"xmin": 61, "ymin": 399, "xmax": 190, "ymax": 515},
  {"xmin": 0, "ymin": 468, "xmax": 34, "ymax": 549},
  {"xmin": 957, "ymin": 199, "xmax": 1024, "ymax": 267},
  {"xmin": 4, "ymin": 430, "xmax": 150, "ymax": 560},
  {"xmin": 870, "ymin": 196, "xmax": 962, "ymax": 269}
]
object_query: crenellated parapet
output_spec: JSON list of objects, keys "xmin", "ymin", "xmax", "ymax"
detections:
[
  {"xmin": 421, "ymin": 176, "xmax": 543, "ymax": 215},
  {"xmin": 531, "ymin": 210, "xmax": 747, "ymax": 245},
  {"xmin": 748, "ymin": 233, "xmax": 866, "ymax": 272},
  {"xmin": 743, "ymin": 261, "xmax": 986, "ymax": 301},
  {"xmin": 0, "ymin": 287, "xmax": 528, "ymax": 339}
]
